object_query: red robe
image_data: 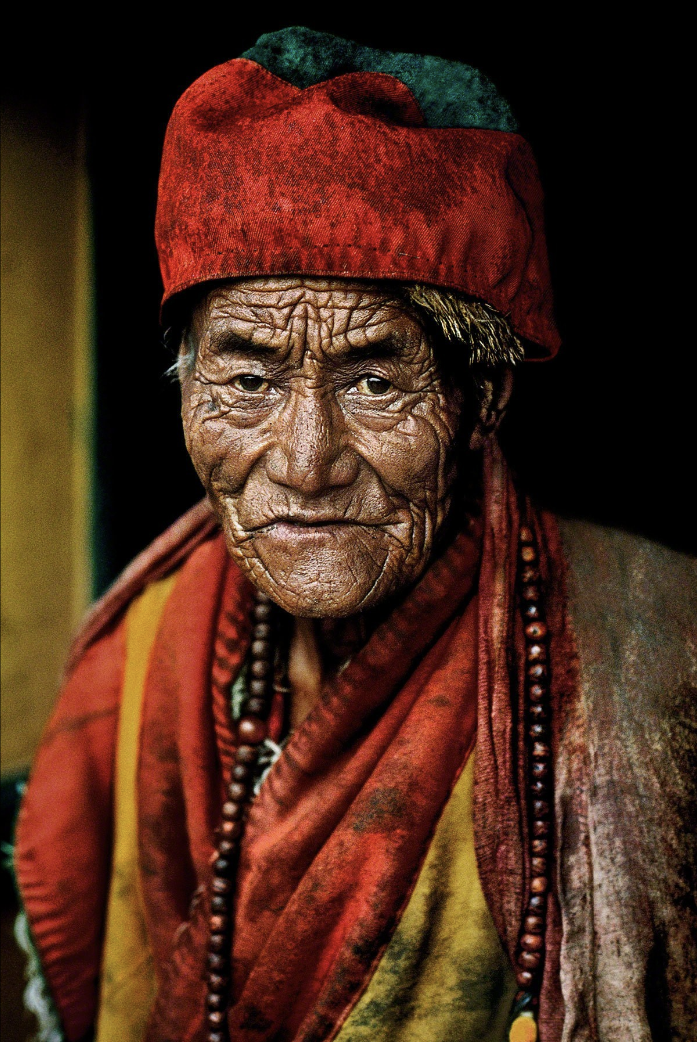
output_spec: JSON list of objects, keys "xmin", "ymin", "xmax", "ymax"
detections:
[{"xmin": 13, "ymin": 444, "xmax": 626, "ymax": 1041}]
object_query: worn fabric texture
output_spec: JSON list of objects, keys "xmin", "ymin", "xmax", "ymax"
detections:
[
  {"xmin": 138, "ymin": 525, "xmax": 483, "ymax": 1041},
  {"xmin": 14, "ymin": 446, "xmax": 696, "ymax": 1041},
  {"xmin": 555, "ymin": 519, "xmax": 697, "ymax": 1041},
  {"xmin": 338, "ymin": 753, "xmax": 518, "ymax": 1041},
  {"xmin": 155, "ymin": 57, "xmax": 559, "ymax": 356}
]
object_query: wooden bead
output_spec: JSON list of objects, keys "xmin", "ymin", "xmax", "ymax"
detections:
[
  {"xmin": 529, "ymin": 684, "xmax": 546, "ymax": 702},
  {"xmin": 253, "ymin": 602, "xmax": 273, "ymax": 621},
  {"xmin": 516, "ymin": 968, "xmax": 534, "ymax": 988},
  {"xmin": 222, "ymin": 800, "xmax": 243, "ymax": 820},
  {"xmin": 531, "ymin": 857, "xmax": 547, "ymax": 875},
  {"xmin": 532, "ymin": 742, "xmax": 550, "ymax": 759},
  {"xmin": 236, "ymin": 745, "xmax": 258, "ymax": 764},
  {"xmin": 209, "ymin": 932, "xmax": 226, "ymax": 952},
  {"xmin": 527, "ymin": 644, "xmax": 546, "ymax": 663},
  {"xmin": 210, "ymin": 895, "xmax": 227, "ymax": 913},
  {"xmin": 525, "ymin": 621, "xmax": 547, "ymax": 639},
  {"xmin": 213, "ymin": 859, "xmax": 232, "ymax": 878},
  {"xmin": 227, "ymin": 782, "xmax": 248, "ymax": 802},
  {"xmin": 249, "ymin": 678, "xmax": 268, "ymax": 698},
  {"xmin": 528, "ymin": 704, "xmax": 547, "ymax": 721},
  {"xmin": 207, "ymin": 991, "xmax": 225, "ymax": 1010},
  {"xmin": 529, "ymin": 723, "xmax": 547, "ymax": 739},
  {"xmin": 238, "ymin": 717, "xmax": 267, "ymax": 744},
  {"xmin": 527, "ymin": 894, "xmax": 546, "ymax": 912},
  {"xmin": 527, "ymin": 663, "xmax": 547, "ymax": 680},
  {"xmin": 531, "ymin": 876, "xmax": 548, "ymax": 894},
  {"xmin": 208, "ymin": 953, "xmax": 225, "ymax": 971},
  {"xmin": 246, "ymin": 697, "xmax": 268, "ymax": 717},
  {"xmin": 210, "ymin": 914, "xmax": 229, "ymax": 933},
  {"xmin": 524, "ymin": 914, "xmax": 545, "ymax": 933},
  {"xmin": 250, "ymin": 659, "xmax": 271, "ymax": 679},
  {"xmin": 208, "ymin": 973, "xmax": 228, "ymax": 992},
  {"xmin": 232, "ymin": 764, "xmax": 250, "ymax": 782},
  {"xmin": 532, "ymin": 800, "xmax": 549, "ymax": 818},
  {"xmin": 212, "ymin": 877, "xmax": 232, "ymax": 894},
  {"xmin": 522, "ymin": 585, "xmax": 540, "ymax": 601},
  {"xmin": 518, "ymin": 950, "xmax": 541, "ymax": 970},
  {"xmin": 217, "ymin": 838, "xmax": 235, "ymax": 856},
  {"xmin": 521, "ymin": 566, "xmax": 540, "ymax": 584},
  {"xmin": 524, "ymin": 603, "xmax": 540, "ymax": 619},
  {"xmin": 532, "ymin": 820, "xmax": 549, "ymax": 837},
  {"xmin": 253, "ymin": 623, "xmax": 272, "ymax": 640},
  {"xmin": 251, "ymin": 639, "xmax": 272, "ymax": 659},
  {"xmin": 532, "ymin": 839, "xmax": 548, "ymax": 856},
  {"xmin": 529, "ymin": 781, "xmax": 546, "ymax": 798},
  {"xmin": 531, "ymin": 762, "xmax": 548, "ymax": 780},
  {"xmin": 520, "ymin": 545, "xmax": 537, "ymax": 564},
  {"xmin": 207, "ymin": 1010, "xmax": 226, "ymax": 1027},
  {"xmin": 521, "ymin": 932, "xmax": 544, "ymax": 952},
  {"xmin": 207, "ymin": 1031, "xmax": 225, "ymax": 1042},
  {"xmin": 220, "ymin": 819, "xmax": 243, "ymax": 839},
  {"xmin": 519, "ymin": 525, "xmax": 534, "ymax": 544}
]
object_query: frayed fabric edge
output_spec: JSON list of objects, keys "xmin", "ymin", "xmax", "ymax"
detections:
[{"xmin": 14, "ymin": 910, "xmax": 65, "ymax": 1042}]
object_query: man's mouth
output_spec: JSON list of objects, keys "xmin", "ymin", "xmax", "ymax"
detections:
[
  {"xmin": 255, "ymin": 517, "xmax": 364, "ymax": 534},
  {"xmin": 250, "ymin": 514, "xmax": 379, "ymax": 533}
]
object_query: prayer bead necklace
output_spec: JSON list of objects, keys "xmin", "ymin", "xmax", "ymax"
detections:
[
  {"xmin": 508, "ymin": 523, "xmax": 553, "ymax": 1042},
  {"xmin": 205, "ymin": 524, "xmax": 552, "ymax": 1042},
  {"xmin": 205, "ymin": 592, "xmax": 280, "ymax": 1042}
]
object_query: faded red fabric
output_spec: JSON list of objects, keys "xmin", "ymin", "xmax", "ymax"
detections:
[
  {"xmin": 15, "ymin": 446, "xmax": 571, "ymax": 1041},
  {"xmin": 156, "ymin": 60, "xmax": 560, "ymax": 357},
  {"xmin": 141, "ymin": 524, "xmax": 481, "ymax": 1041},
  {"xmin": 474, "ymin": 444, "xmax": 567, "ymax": 1042},
  {"xmin": 14, "ymin": 620, "xmax": 126, "ymax": 1042}
]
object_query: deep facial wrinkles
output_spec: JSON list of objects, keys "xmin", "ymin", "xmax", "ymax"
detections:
[{"xmin": 181, "ymin": 277, "xmax": 464, "ymax": 617}]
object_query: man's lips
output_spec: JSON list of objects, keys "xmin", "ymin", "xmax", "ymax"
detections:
[{"xmin": 250, "ymin": 517, "xmax": 375, "ymax": 533}]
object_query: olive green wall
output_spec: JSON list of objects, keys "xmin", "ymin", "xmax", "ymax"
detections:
[{"xmin": 1, "ymin": 103, "xmax": 93, "ymax": 775}]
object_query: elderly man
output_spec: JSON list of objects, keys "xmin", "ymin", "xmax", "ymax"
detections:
[{"xmin": 15, "ymin": 27, "xmax": 696, "ymax": 1042}]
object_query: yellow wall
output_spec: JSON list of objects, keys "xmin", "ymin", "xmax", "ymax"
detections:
[{"xmin": 1, "ymin": 103, "xmax": 93, "ymax": 775}]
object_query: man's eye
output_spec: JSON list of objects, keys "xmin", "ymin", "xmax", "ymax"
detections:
[
  {"xmin": 233, "ymin": 374, "xmax": 266, "ymax": 392},
  {"xmin": 356, "ymin": 375, "xmax": 392, "ymax": 395}
]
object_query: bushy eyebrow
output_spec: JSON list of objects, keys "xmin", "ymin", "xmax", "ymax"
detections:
[
  {"xmin": 208, "ymin": 329, "xmax": 406, "ymax": 361},
  {"xmin": 342, "ymin": 336, "xmax": 403, "ymax": 362},
  {"xmin": 208, "ymin": 331, "xmax": 278, "ymax": 357}
]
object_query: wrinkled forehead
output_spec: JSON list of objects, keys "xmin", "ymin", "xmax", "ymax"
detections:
[{"xmin": 195, "ymin": 277, "xmax": 425, "ymax": 354}]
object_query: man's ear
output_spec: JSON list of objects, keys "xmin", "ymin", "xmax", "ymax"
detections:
[{"xmin": 468, "ymin": 367, "xmax": 514, "ymax": 450}]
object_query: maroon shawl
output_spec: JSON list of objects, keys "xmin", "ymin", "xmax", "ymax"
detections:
[{"xmin": 16, "ymin": 443, "xmax": 571, "ymax": 1041}]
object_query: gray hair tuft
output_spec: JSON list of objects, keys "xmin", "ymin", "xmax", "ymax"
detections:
[{"xmin": 405, "ymin": 284, "xmax": 524, "ymax": 366}]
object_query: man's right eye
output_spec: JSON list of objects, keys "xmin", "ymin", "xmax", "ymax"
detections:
[{"xmin": 233, "ymin": 374, "xmax": 266, "ymax": 392}]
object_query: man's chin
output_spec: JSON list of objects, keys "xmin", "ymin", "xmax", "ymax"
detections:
[{"xmin": 233, "ymin": 529, "xmax": 403, "ymax": 618}]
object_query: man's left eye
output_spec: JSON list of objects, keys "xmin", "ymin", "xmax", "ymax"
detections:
[
  {"xmin": 356, "ymin": 375, "xmax": 392, "ymax": 395},
  {"xmin": 233, "ymin": 374, "xmax": 266, "ymax": 392}
]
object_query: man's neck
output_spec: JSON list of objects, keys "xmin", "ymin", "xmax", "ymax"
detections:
[{"xmin": 287, "ymin": 615, "xmax": 372, "ymax": 729}]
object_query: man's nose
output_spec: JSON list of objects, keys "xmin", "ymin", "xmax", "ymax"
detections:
[{"xmin": 264, "ymin": 384, "xmax": 358, "ymax": 494}]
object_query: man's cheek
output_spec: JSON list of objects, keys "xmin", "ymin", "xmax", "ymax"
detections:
[{"xmin": 358, "ymin": 423, "xmax": 447, "ymax": 503}]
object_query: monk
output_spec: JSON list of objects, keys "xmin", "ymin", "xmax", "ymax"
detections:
[{"xmin": 14, "ymin": 27, "xmax": 696, "ymax": 1042}]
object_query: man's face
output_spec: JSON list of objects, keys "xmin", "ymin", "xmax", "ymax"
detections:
[{"xmin": 180, "ymin": 277, "xmax": 464, "ymax": 617}]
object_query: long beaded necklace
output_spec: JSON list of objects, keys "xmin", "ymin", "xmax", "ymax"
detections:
[
  {"xmin": 205, "ymin": 592, "xmax": 280, "ymax": 1042},
  {"xmin": 508, "ymin": 523, "xmax": 553, "ymax": 1042},
  {"xmin": 205, "ymin": 522, "xmax": 552, "ymax": 1042}
]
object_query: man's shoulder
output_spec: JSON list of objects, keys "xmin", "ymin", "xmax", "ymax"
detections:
[
  {"xmin": 66, "ymin": 499, "xmax": 220, "ymax": 676},
  {"xmin": 555, "ymin": 512, "xmax": 696, "ymax": 750},
  {"xmin": 557, "ymin": 514, "xmax": 696, "ymax": 602}
]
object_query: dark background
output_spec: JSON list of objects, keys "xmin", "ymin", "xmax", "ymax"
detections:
[{"xmin": 4, "ymin": 9, "xmax": 694, "ymax": 593}]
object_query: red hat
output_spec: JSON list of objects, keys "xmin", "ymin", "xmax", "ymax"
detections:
[{"xmin": 156, "ymin": 42, "xmax": 559, "ymax": 356}]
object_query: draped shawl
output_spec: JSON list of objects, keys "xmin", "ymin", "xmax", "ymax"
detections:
[{"xmin": 15, "ymin": 444, "xmax": 697, "ymax": 1041}]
